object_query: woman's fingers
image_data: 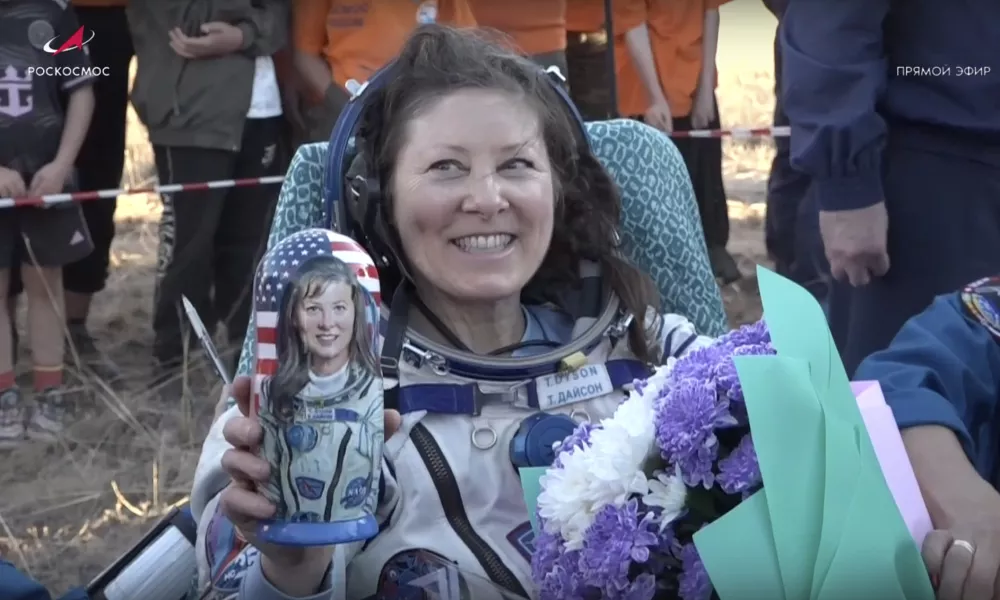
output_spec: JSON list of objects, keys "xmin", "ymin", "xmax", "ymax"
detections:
[
  {"xmin": 221, "ymin": 447, "xmax": 270, "ymax": 483},
  {"xmin": 223, "ymin": 415, "xmax": 263, "ymax": 449},
  {"xmin": 384, "ymin": 409, "xmax": 402, "ymax": 440},
  {"xmin": 230, "ymin": 375, "xmax": 253, "ymax": 416},
  {"xmin": 220, "ymin": 481, "xmax": 276, "ymax": 527}
]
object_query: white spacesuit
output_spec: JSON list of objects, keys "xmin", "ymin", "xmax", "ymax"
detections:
[
  {"xmin": 86, "ymin": 56, "xmax": 716, "ymax": 600},
  {"xmin": 189, "ymin": 302, "xmax": 709, "ymax": 600}
]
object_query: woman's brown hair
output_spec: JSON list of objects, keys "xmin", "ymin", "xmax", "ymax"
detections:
[{"xmin": 357, "ymin": 25, "xmax": 661, "ymax": 362}]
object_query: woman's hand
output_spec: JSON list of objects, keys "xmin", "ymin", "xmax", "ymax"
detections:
[
  {"xmin": 921, "ymin": 479, "xmax": 1000, "ymax": 600},
  {"xmin": 218, "ymin": 375, "xmax": 402, "ymax": 595}
]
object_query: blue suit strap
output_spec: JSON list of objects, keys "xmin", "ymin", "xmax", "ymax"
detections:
[
  {"xmin": 323, "ymin": 66, "xmax": 398, "ymax": 229},
  {"xmin": 396, "ymin": 359, "xmax": 650, "ymax": 415}
]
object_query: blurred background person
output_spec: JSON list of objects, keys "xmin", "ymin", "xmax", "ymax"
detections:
[
  {"xmin": 760, "ymin": 0, "xmax": 827, "ymax": 306},
  {"xmin": 61, "ymin": 0, "xmax": 134, "ymax": 383},
  {"xmin": 565, "ymin": 1, "xmax": 610, "ymax": 121},
  {"xmin": 782, "ymin": 0, "xmax": 1000, "ymax": 374},
  {"xmin": 469, "ymin": 0, "xmax": 567, "ymax": 73},
  {"xmin": 127, "ymin": 0, "xmax": 289, "ymax": 397},
  {"xmin": 0, "ymin": 0, "xmax": 96, "ymax": 444},
  {"xmin": 616, "ymin": 0, "xmax": 741, "ymax": 284},
  {"xmin": 293, "ymin": 0, "xmax": 477, "ymax": 143}
]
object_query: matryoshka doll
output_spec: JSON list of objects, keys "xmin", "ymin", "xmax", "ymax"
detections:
[{"xmin": 251, "ymin": 228, "xmax": 383, "ymax": 546}]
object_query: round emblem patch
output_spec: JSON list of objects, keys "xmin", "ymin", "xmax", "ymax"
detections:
[
  {"xmin": 28, "ymin": 20, "xmax": 55, "ymax": 50},
  {"xmin": 961, "ymin": 276, "xmax": 1000, "ymax": 339},
  {"xmin": 378, "ymin": 549, "xmax": 472, "ymax": 598}
]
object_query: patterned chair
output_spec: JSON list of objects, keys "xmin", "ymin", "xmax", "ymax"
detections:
[{"xmin": 235, "ymin": 118, "xmax": 727, "ymax": 376}]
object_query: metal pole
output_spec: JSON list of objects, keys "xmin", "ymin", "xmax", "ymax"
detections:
[{"xmin": 603, "ymin": 0, "xmax": 619, "ymax": 118}]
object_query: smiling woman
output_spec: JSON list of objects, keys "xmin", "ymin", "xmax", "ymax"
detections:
[
  {"xmin": 192, "ymin": 24, "xmax": 718, "ymax": 600},
  {"xmin": 390, "ymin": 88, "xmax": 557, "ymax": 348}
]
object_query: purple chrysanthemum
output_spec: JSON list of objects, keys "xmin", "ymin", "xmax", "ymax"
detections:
[
  {"xmin": 677, "ymin": 543, "xmax": 713, "ymax": 600},
  {"xmin": 717, "ymin": 342, "xmax": 777, "ymax": 405},
  {"xmin": 533, "ymin": 529, "xmax": 587, "ymax": 600},
  {"xmin": 654, "ymin": 379, "xmax": 736, "ymax": 488},
  {"xmin": 533, "ymin": 319, "xmax": 775, "ymax": 599},
  {"xmin": 719, "ymin": 319, "xmax": 770, "ymax": 348},
  {"xmin": 552, "ymin": 421, "xmax": 599, "ymax": 469},
  {"xmin": 580, "ymin": 499, "xmax": 659, "ymax": 597},
  {"xmin": 667, "ymin": 344, "xmax": 729, "ymax": 386},
  {"xmin": 716, "ymin": 434, "xmax": 761, "ymax": 495},
  {"xmin": 578, "ymin": 500, "xmax": 660, "ymax": 599}
]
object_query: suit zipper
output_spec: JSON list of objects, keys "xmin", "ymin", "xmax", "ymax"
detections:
[{"xmin": 410, "ymin": 423, "xmax": 529, "ymax": 598}]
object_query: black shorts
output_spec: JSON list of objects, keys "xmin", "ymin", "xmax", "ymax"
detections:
[{"xmin": 0, "ymin": 203, "xmax": 94, "ymax": 269}]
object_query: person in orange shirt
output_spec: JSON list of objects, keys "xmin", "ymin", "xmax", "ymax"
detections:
[
  {"xmin": 616, "ymin": 0, "xmax": 740, "ymax": 284},
  {"xmin": 468, "ymin": 0, "xmax": 566, "ymax": 73},
  {"xmin": 563, "ymin": 0, "xmax": 662, "ymax": 122},
  {"xmin": 293, "ymin": 0, "xmax": 477, "ymax": 142}
]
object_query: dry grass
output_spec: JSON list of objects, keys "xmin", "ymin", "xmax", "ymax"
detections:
[{"xmin": 0, "ymin": 52, "xmax": 776, "ymax": 593}]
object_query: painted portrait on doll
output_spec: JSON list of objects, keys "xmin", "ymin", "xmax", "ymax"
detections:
[{"xmin": 253, "ymin": 229, "xmax": 383, "ymax": 546}]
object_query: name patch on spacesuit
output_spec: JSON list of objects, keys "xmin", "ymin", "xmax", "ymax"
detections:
[
  {"xmin": 961, "ymin": 276, "xmax": 1000, "ymax": 340},
  {"xmin": 536, "ymin": 364, "xmax": 613, "ymax": 410}
]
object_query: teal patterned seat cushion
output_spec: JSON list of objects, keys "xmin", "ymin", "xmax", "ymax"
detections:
[{"xmin": 235, "ymin": 118, "xmax": 726, "ymax": 376}]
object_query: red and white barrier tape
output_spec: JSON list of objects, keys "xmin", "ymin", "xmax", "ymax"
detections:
[
  {"xmin": 0, "ymin": 125, "xmax": 788, "ymax": 208},
  {"xmin": 0, "ymin": 175, "xmax": 286, "ymax": 209},
  {"xmin": 669, "ymin": 125, "xmax": 789, "ymax": 139}
]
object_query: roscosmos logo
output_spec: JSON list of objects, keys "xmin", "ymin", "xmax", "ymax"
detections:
[{"xmin": 41, "ymin": 26, "xmax": 95, "ymax": 55}]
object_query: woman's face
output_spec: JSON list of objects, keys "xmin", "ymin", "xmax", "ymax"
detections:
[
  {"xmin": 390, "ymin": 89, "xmax": 555, "ymax": 303},
  {"xmin": 295, "ymin": 281, "xmax": 355, "ymax": 363}
]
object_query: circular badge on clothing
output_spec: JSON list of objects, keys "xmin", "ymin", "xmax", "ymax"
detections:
[
  {"xmin": 961, "ymin": 276, "xmax": 1000, "ymax": 340},
  {"xmin": 378, "ymin": 549, "xmax": 471, "ymax": 598},
  {"xmin": 416, "ymin": 0, "xmax": 438, "ymax": 24},
  {"xmin": 28, "ymin": 20, "xmax": 56, "ymax": 50}
]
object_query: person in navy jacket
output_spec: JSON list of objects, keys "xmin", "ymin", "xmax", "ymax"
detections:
[
  {"xmin": 760, "ymin": 0, "xmax": 826, "ymax": 307},
  {"xmin": 0, "ymin": 559, "xmax": 87, "ymax": 600},
  {"xmin": 856, "ymin": 275, "xmax": 1000, "ymax": 599},
  {"xmin": 781, "ymin": 0, "xmax": 1000, "ymax": 376}
]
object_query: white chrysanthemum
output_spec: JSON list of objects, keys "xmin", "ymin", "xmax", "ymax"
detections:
[
  {"xmin": 644, "ymin": 468, "xmax": 687, "ymax": 532},
  {"xmin": 536, "ymin": 365, "xmax": 673, "ymax": 550}
]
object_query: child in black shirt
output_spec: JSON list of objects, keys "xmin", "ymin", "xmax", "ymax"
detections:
[{"xmin": 0, "ymin": 0, "xmax": 96, "ymax": 446}]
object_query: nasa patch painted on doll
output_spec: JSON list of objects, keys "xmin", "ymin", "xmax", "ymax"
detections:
[
  {"xmin": 341, "ymin": 474, "xmax": 372, "ymax": 508},
  {"xmin": 961, "ymin": 276, "xmax": 1000, "ymax": 339}
]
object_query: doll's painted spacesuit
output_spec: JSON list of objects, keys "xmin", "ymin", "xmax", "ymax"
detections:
[{"xmin": 260, "ymin": 362, "xmax": 384, "ymax": 523}]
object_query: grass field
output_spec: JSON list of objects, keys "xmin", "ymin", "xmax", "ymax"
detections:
[{"xmin": 0, "ymin": 4, "xmax": 779, "ymax": 592}]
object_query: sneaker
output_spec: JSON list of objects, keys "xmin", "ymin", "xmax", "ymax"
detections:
[
  {"xmin": 27, "ymin": 387, "xmax": 77, "ymax": 441},
  {"xmin": 68, "ymin": 323, "xmax": 123, "ymax": 384},
  {"xmin": 0, "ymin": 387, "xmax": 25, "ymax": 448},
  {"xmin": 709, "ymin": 246, "xmax": 742, "ymax": 286}
]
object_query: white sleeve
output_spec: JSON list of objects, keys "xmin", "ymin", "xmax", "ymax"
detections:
[{"xmin": 644, "ymin": 308, "xmax": 715, "ymax": 361}]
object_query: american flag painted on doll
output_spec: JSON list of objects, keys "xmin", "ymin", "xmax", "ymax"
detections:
[{"xmin": 252, "ymin": 229, "xmax": 381, "ymax": 414}]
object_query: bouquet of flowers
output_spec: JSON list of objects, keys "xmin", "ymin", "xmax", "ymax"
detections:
[{"xmin": 531, "ymin": 320, "xmax": 774, "ymax": 600}]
